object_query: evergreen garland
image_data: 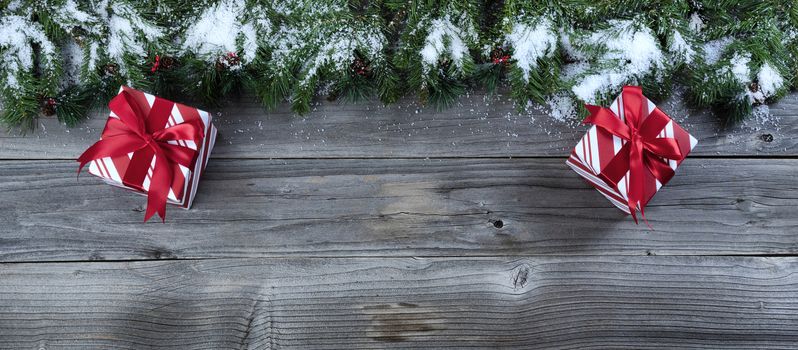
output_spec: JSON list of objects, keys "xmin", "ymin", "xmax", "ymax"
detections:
[{"xmin": 1, "ymin": 0, "xmax": 796, "ymax": 130}]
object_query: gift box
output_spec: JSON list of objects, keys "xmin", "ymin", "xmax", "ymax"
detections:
[
  {"xmin": 566, "ymin": 86, "xmax": 697, "ymax": 223},
  {"xmin": 78, "ymin": 86, "xmax": 217, "ymax": 222}
]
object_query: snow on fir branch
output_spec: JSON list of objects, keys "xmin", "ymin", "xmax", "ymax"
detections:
[
  {"xmin": 0, "ymin": 12, "xmax": 57, "ymax": 94},
  {"xmin": 1, "ymin": 0, "xmax": 797, "ymax": 130},
  {"xmin": 101, "ymin": 1, "xmax": 163, "ymax": 76},
  {"xmin": 757, "ymin": 62, "xmax": 785, "ymax": 98},
  {"xmin": 668, "ymin": 30, "xmax": 696, "ymax": 65},
  {"xmin": 298, "ymin": 25, "xmax": 384, "ymax": 85},
  {"xmin": 418, "ymin": 13, "xmax": 478, "ymax": 75},
  {"xmin": 181, "ymin": 0, "xmax": 270, "ymax": 64},
  {"xmin": 504, "ymin": 17, "xmax": 558, "ymax": 82},
  {"xmin": 262, "ymin": 1, "xmax": 390, "ymax": 111},
  {"xmin": 569, "ymin": 20, "xmax": 667, "ymax": 104},
  {"xmin": 394, "ymin": 2, "xmax": 481, "ymax": 107},
  {"xmin": 702, "ymin": 37, "xmax": 734, "ymax": 65}
]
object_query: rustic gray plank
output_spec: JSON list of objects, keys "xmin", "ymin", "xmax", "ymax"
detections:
[
  {"xmin": 1, "ymin": 90, "xmax": 795, "ymax": 159},
  {"xmin": 1, "ymin": 158, "xmax": 795, "ymax": 262},
  {"xmin": 1, "ymin": 256, "xmax": 797, "ymax": 349}
]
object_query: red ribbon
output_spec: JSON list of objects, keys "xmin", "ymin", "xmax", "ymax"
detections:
[
  {"xmin": 583, "ymin": 86, "xmax": 683, "ymax": 225},
  {"xmin": 77, "ymin": 87, "xmax": 204, "ymax": 222}
]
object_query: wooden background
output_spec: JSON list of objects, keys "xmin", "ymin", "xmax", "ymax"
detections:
[{"xmin": 1, "ymin": 90, "xmax": 797, "ymax": 349}]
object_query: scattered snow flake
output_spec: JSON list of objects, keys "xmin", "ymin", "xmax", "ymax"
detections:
[
  {"xmin": 546, "ymin": 93, "xmax": 577, "ymax": 123},
  {"xmin": 747, "ymin": 104, "xmax": 781, "ymax": 129}
]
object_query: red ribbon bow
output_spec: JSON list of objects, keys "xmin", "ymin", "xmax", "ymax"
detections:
[
  {"xmin": 78, "ymin": 88, "xmax": 204, "ymax": 222},
  {"xmin": 583, "ymin": 86, "xmax": 683, "ymax": 225}
]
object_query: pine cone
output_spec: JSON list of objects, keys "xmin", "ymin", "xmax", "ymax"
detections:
[
  {"xmin": 71, "ymin": 27, "xmax": 87, "ymax": 45},
  {"xmin": 350, "ymin": 57, "xmax": 371, "ymax": 77},
  {"xmin": 104, "ymin": 63, "xmax": 119, "ymax": 76},
  {"xmin": 160, "ymin": 56, "xmax": 176, "ymax": 70},
  {"xmin": 749, "ymin": 82, "xmax": 765, "ymax": 105},
  {"xmin": 41, "ymin": 98, "xmax": 57, "ymax": 116},
  {"xmin": 438, "ymin": 58, "xmax": 451, "ymax": 70}
]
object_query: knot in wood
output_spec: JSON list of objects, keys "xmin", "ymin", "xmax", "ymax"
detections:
[{"xmin": 512, "ymin": 264, "xmax": 530, "ymax": 289}]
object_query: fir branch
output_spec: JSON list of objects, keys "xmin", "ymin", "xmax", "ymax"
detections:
[
  {"xmin": 1, "ymin": 0, "xmax": 796, "ymax": 130},
  {"xmin": 54, "ymin": 84, "xmax": 93, "ymax": 127},
  {"xmin": 0, "ymin": 86, "xmax": 40, "ymax": 131}
]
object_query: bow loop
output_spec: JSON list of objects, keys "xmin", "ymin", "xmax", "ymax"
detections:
[
  {"xmin": 77, "ymin": 87, "xmax": 205, "ymax": 222},
  {"xmin": 643, "ymin": 138, "xmax": 683, "ymax": 160},
  {"xmin": 583, "ymin": 105, "xmax": 631, "ymax": 140},
  {"xmin": 108, "ymin": 90, "xmax": 147, "ymax": 137},
  {"xmin": 151, "ymin": 118, "xmax": 205, "ymax": 142}
]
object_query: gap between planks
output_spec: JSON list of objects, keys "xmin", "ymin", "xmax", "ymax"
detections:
[{"xmin": 5, "ymin": 253, "xmax": 798, "ymax": 265}]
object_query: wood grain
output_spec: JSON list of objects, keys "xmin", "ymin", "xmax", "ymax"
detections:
[
  {"xmin": 2, "ymin": 87, "xmax": 796, "ymax": 348},
  {"xmin": 1, "ymin": 90, "xmax": 795, "ymax": 159},
  {"xmin": 1, "ymin": 158, "xmax": 795, "ymax": 262},
  {"xmin": 1, "ymin": 256, "xmax": 797, "ymax": 349}
]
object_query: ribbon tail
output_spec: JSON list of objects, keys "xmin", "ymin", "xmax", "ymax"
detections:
[
  {"xmin": 644, "ymin": 153, "xmax": 677, "ymax": 185},
  {"xmin": 627, "ymin": 141, "xmax": 646, "ymax": 227},
  {"xmin": 640, "ymin": 206, "xmax": 654, "ymax": 230},
  {"xmin": 143, "ymin": 151, "xmax": 174, "ymax": 223},
  {"xmin": 627, "ymin": 200, "xmax": 654, "ymax": 229},
  {"xmin": 628, "ymin": 201, "xmax": 639, "ymax": 225},
  {"xmin": 143, "ymin": 200, "xmax": 159, "ymax": 223}
]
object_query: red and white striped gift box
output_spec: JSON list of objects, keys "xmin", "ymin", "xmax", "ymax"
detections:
[
  {"xmin": 566, "ymin": 91, "xmax": 697, "ymax": 214},
  {"xmin": 86, "ymin": 86, "xmax": 218, "ymax": 209}
]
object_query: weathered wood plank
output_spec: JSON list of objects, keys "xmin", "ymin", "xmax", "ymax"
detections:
[
  {"xmin": 1, "ymin": 158, "xmax": 795, "ymax": 262},
  {"xmin": 1, "ymin": 90, "xmax": 795, "ymax": 159},
  {"xmin": 1, "ymin": 256, "xmax": 797, "ymax": 349}
]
